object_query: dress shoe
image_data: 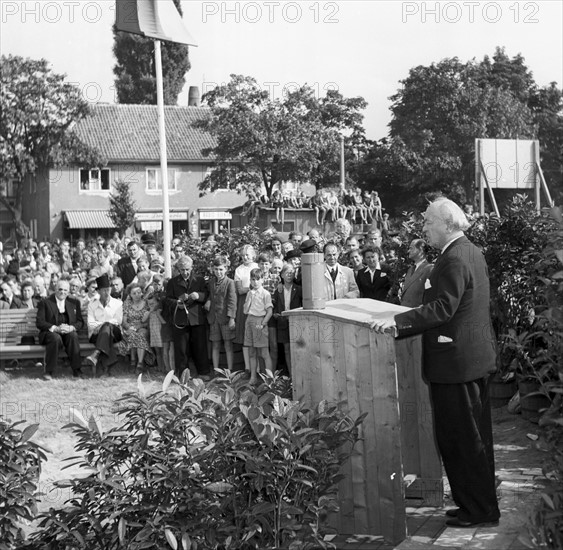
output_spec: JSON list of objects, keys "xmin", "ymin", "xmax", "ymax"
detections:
[
  {"xmin": 445, "ymin": 508, "xmax": 459, "ymax": 517},
  {"xmin": 73, "ymin": 370, "xmax": 84, "ymax": 379},
  {"xmin": 86, "ymin": 351, "xmax": 100, "ymax": 376},
  {"xmin": 446, "ymin": 517, "xmax": 499, "ymax": 528},
  {"xmin": 43, "ymin": 373, "xmax": 53, "ymax": 381}
]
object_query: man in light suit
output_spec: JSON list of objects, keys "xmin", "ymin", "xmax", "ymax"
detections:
[
  {"xmin": 322, "ymin": 243, "xmax": 359, "ymax": 301},
  {"xmin": 371, "ymin": 198, "xmax": 500, "ymax": 529},
  {"xmin": 400, "ymin": 239, "xmax": 434, "ymax": 307},
  {"xmin": 36, "ymin": 279, "xmax": 84, "ymax": 379}
]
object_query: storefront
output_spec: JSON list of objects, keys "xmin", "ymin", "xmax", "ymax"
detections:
[
  {"xmin": 197, "ymin": 209, "xmax": 232, "ymax": 239},
  {"xmin": 135, "ymin": 210, "xmax": 189, "ymax": 238}
]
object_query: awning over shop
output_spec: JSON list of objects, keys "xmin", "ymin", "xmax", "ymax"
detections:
[{"xmin": 65, "ymin": 210, "xmax": 114, "ymax": 229}]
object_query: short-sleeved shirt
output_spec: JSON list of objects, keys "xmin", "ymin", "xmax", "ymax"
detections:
[
  {"xmin": 234, "ymin": 263, "xmax": 258, "ymax": 290},
  {"xmin": 243, "ymin": 287, "xmax": 272, "ymax": 317}
]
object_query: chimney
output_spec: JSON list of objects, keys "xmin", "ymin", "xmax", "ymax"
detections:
[{"xmin": 188, "ymin": 86, "xmax": 200, "ymax": 107}]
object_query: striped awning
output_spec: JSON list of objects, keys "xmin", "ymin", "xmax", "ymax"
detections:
[{"xmin": 65, "ymin": 210, "xmax": 114, "ymax": 229}]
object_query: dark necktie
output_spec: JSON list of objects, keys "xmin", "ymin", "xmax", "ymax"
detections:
[{"xmin": 330, "ymin": 268, "xmax": 338, "ymax": 282}]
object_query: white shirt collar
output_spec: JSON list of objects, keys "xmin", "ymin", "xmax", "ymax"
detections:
[{"xmin": 441, "ymin": 235, "xmax": 464, "ymax": 254}]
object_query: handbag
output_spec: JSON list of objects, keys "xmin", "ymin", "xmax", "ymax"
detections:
[{"xmin": 172, "ymin": 300, "xmax": 190, "ymax": 330}]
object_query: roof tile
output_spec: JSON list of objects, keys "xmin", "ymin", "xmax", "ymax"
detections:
[{"xmin": 74, "ymin": 104, "xmax": 215, "ymax": 162}]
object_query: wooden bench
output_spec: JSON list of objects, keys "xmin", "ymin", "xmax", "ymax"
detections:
[{"xmin": 0, "ymin": 309, "xmax": 95, "ymax": 367}]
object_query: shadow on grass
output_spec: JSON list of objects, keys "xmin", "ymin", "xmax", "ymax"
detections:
[{"xmin": 0, "ymin": 358, "xmax": 170, "ymax": 381}]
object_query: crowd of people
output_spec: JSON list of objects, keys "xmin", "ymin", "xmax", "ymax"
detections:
[
  {"xmin": 0, "ymin": 215, "xmax": 432, "ymax": 381},
  {"xmin": 242, "ymin": 187, "xmax": 385, "ymax": 227}
]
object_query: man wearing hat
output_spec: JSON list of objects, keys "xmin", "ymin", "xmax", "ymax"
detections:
[
  {"xmin": 285, "ymin": 249, "xmax": 303, "ymax": 285},
  {"xmin": 36, "ymin": 279, "xmax": 84, "ymax": 380},
  {"xmin": 86, "ymin": 274, "xmax": 123, "ymax": 376},
  {"xmin": 299, "ymin": 239, "xmax": 318, "ymax": 254}
]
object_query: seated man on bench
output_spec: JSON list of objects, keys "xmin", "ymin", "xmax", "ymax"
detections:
[
  {"xmin": 86, "ymin": 274, "xmax": 123, "ymax": 376},
  {"xmin": 36, "ymin": 279, "xmax": 84, "ymax": 380}
]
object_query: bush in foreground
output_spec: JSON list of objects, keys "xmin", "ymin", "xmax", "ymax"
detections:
[
  {"xmin": 0, "ymin": 417, "xmax": 45, "ymax": 550},
  {"xmin": 27, "ymin": 371, "xmax": 363, "ymax": 550}
]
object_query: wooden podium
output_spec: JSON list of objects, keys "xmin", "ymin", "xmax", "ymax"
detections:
[{"xmin": 284, "ymin": 299, "xmax": 443, "ymax": 544}]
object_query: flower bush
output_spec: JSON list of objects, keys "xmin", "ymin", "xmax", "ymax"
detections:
[
  {"xmin": 26, "ymin": 371, "xmax": 364, "ymax": 550},
  {"xmin": 467, "ymin": 195, "xmax": 559, "ymax": 380},
  {"xmin": 526, "ymin": 205, "xmax": 563, "ymax": 549},
  {"xmin": 0, "ymin": 417, "xmax": 45, "ymax": 550}
]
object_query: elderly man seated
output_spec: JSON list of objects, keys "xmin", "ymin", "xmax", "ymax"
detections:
[
  {"xmin": 36, "ymin": 279, "xmax": 84, "ymax": 380},
  {"xmin": 85, "ymin": 274, "xmax": 123, "ymax": 376}
]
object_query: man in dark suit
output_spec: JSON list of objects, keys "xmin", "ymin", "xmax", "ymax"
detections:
[
  {"xmin": 1, "ymin": 278, "xmax": 23, "ymax": 308},
  {"xmin": 164, "ymin": 255, "xmax": 210, "ymax": 380},
  {"xmin": 355, "ymin": 246, "xmax": 391, "ymax": 301},
  {"xmin": 36, "ymin": 279, "xmax": 84, "ymax": 379},
  {"xmin": 400, "ymin": 239, "xmax": 434, "ymax": 307},
  {"xmin": 116, "ymin": 240, "xmax": 144, "ymax": 287},
  {"xmin": 371, "ymin": 198, "xmax": 499, "ymax": 528}
]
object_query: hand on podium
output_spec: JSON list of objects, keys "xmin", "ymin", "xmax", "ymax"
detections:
[{"xmin": 369, "ymin": 318, "xmax": 397, "ymax": 337}]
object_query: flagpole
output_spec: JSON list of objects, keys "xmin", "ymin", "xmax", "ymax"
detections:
[{"xmin": 154, "ymin": 39, "xmax": 172, "ymax": 278}]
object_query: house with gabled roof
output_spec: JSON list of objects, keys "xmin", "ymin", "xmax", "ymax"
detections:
[{"xmin": 21, "ymin": 102, "xmax": 245, "ymax": 243}]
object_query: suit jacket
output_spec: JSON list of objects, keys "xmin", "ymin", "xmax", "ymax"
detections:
[
  {"xmin": 207, "ymin": 276, "xmax": 237, "ymax": 325},
  {"xmin": 36, "ymin": 294, "xmax": 84, "ymax": 344},
  {"xmin": 356, "ymin": 266, "xmax": 391, "ymax": 301},
  {"xmin": 322, "ymin": 264, "xmax": 360, "ymax": 301},
  {"xmin": 21, "ymin": 297, "xmax": 42, "ymax": 309},
  {"xmin": 395, "ymin": 236, "xmax": 497, "ymax": 384},
  {"xmin": 400, "ymin": 260, "xmax": 434, "ymax": 307},
  {"xmin": 116, "ymin": 256, "xmax": 137, "ymax": 287},
  {"xmin": 164, "ymin": 273, "xmax": 208, "ymax": 327},
  {"xmin": 1, "ymin": 295, "xmax": 23, "ymax": 309},
  {"xmin": 272, "ymin": 284, "xmax": 303, "ymax": 326}
]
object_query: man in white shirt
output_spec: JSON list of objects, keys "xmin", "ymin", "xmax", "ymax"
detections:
[
  {"xmin": 322, "ymin": 243, "xmax": 359, "ymax": 301},
  {"xmin": 86, "ymin": 274, "xmax": 123, "ymax": 376}
]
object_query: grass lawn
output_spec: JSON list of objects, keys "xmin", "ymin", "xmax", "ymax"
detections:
[{"xmin": 0, "ymin": 360, "xmax": 169, "ymax": 514}]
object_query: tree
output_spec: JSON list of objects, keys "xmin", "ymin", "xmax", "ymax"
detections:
[
  {"xmin": 197, "ymin": 75, "xmax": 367, "ymax": 199},
  {"xmin": 358, "ymin": 48, "xmax": 562, "ymax": 214},
  {"xmin": 387, "ymin": 56, "xmax": 535, "ymax": 205},
  {"xmin": 112, "ymin": 0, "xmax": 191, "ymax": 105},
  {"xmin": 0, "ymin": 55, "xmax": 102, "ymax": 241},
  {"xmin": 108, "ymin": 179, "xmax": 138, "ymax": 236}
]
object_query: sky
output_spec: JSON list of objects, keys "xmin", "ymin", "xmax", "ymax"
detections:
[{"xmin": 2, "ymin": 0, "xmax": 562, "ymax": 140}]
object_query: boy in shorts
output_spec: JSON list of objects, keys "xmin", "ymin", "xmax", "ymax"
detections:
[
  {"xmin": 243, "ymin": 267, "xmax": 273, "ymax": 384},
  {"xmin": 205, "ymin": 256, "xmax": 237, "ymax": 372}
]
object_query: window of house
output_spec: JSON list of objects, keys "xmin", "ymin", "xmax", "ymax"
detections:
[
  {"xmin": 205, "ymin": 167, "xmax": 234, "ymax": 190},
  {"xmin": 80, "ymin": 168, "xmax": 111, "ymax": 191},
  {"xmin": 0, "ymin": 179, "xmax": 17, "ymax": 198},
  {"xmin": 146, "ymin": 168, "xmax": 177, "ymax": 191}
]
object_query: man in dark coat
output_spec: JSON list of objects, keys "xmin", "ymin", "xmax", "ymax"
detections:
[
  {"xmin": 370, "ymin": 198, "xmax": 500, "ymax": 529},
  {"xmin": 164, "ymin": 255, "xmax": 210, "ymax": 380},
  {"xmin": 0, "ymin": 279, "xmax": 23, "ymax": 309},
  {"xmin": 36, "ymin": 279, "xmax": 84, "ymax": 379},
  {"xmin": 400, "ymin": 239, "xmax": 434, "ymax": 307},
  {"xmin": 116, "ymin": 240, "xmax": 144, "ymax": 287}
]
